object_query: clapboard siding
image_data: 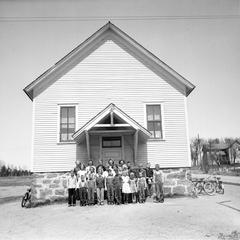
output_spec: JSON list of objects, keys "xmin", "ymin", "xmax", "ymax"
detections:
[{"xmin": 33, "ymin": 39, "xmax": 190, "ymax": 172}]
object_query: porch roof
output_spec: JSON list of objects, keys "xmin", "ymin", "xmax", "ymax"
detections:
[{"xmin": 72, "ymin": 103, "xmax": 152, "ymax": 142}]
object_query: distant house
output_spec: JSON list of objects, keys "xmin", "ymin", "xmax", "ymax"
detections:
[
  {"xmin": 24, "ymin": 22, "xmax": 195, "ymax": 205},
  {"xmin": 203, "ymin": 140, "xmax": 240, "ymax": 165}
]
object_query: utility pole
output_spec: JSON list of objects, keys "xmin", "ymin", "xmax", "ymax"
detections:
[{"xmin": 197, "ymin": 134, "xmax": 201, "ymax": 166}]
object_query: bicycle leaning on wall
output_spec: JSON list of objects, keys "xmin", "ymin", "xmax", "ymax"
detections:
[{"xmin": 21, "ymin": 188, "xmax": 31, "ymax": 208}]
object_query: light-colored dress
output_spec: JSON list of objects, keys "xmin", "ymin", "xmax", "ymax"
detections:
[
  {"xmin": 129, "ymin": 178, "xmax": 137, "ymax": 193},
  {"xmin": 122, "ymin": 176, "xmax": 131, "ymax": 193}
]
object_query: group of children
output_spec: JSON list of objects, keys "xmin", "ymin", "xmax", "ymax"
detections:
[{"xmin": 66, "ymin": 159, "xmax": 164, "ymax": 207}]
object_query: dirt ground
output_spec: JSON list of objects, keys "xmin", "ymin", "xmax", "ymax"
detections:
[{"xmin": 0, "ymin": 186, "xmax": 239, "ymax": 240}]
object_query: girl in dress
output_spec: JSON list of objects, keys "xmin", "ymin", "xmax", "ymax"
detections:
[
  {"xmin": 121, "ymin": 170, "xmax": 131, "ymax": 204},
  {"xmin": 129, "ymin": 172, "xmax": 137, "ymax": 203}
]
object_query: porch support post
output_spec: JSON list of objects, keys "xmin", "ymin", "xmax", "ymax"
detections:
[
  {"xmin": 85, "ymin": 130, "xmax": 91, "ymax": 160},
  {"xmin": 110, "ymin": 111, "xmax": 114, "ymax": 126},
  {"xmin": 133, "ymin": 130, "xmax": 139, "ymax": 166}
]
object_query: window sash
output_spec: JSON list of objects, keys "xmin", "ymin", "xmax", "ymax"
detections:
[
  {"xmin": 146, "ymin": 105, "xmax": 163, "ymax": 139},
  {"xmin": 102, "ymin": 137, "xmax": 122, "ymax": 148},
  {"xmin": 60, "ymin": 106, "xmax": 75, "ymax": 142}
]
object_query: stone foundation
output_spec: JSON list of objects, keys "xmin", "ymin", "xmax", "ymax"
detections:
[
  {"xmin": 162, "ymin": 168, "xmax": 192, "ymax": 196},
  {"xmin": 31, "ymin": 168, "xmax": 192, "ymax": 207},
  {"xmin": 31, "ymin": 172, "xmax": 69, "ymax": 207}
]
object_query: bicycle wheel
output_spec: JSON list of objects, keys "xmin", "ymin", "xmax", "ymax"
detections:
[
  {"xmin": 204, "ymin": 182, "xmax": 216, "ymax": 196},
  {"xmin": 194, "ymin": 182, "xmax": 203, "ymax": 194},
  {"xmin": 21, "ymin": 195, "xmax": 27, "ymax": 208}
]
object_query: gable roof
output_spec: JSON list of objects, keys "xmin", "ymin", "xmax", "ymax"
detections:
[
  {"xmin": 23, "ymin": 21, "xmax": 195, "ymax": 100},
  {"xmin": 72, "ymin": 103, "xmax": 151, "ymax": 142},
  {"xmin": 204, "ymin": 140, "xmax": 240, "ymax": 151}
]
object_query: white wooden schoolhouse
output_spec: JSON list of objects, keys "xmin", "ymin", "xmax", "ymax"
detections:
[{"xmin": 24, "ymin": 22, "xmax": 195, "ymax": 205}]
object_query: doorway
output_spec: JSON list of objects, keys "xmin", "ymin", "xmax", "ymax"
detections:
[{"xmin": 101, "ymin": 136, "xmax": 122, "ymax": 165}]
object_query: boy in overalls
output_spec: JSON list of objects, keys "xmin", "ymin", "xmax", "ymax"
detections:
[
  {"xmin": 113, "ymin": 170, "xmax": 122, "ymax": 205},
  {"xmin": 87, "ymin": 171, "xmax": 96, "ymax": 205},
  {"xmin": 105, "ymin": 170, "xmax": 114, "ymax": 204},
  {"xmin": 153, "ymin": 164, "xmax": 164, "ymax": 203},
  {"xmin": 137, "ymin": 172, "xmax": 147, "ymax": 203}
]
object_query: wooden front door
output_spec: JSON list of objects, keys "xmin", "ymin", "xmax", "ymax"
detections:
[{"xmin": 101, "ymin": 136, "xmax": 122, "ymax": 165}]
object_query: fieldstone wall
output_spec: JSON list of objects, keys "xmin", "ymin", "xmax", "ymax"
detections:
[
  {"xmin": 31, "ymin": 168, "xmax": 192, "ymax": 207},
  {"xmin": 31, "ymin": 172, "xmax": 69, "ymax": 207},
  {"xmin": 162, "ymin": 168, "xmax": 192, "ymax": 196}
]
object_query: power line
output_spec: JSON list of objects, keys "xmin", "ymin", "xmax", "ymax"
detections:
[{"xmin": 0, "ymin": 15, "xmax": 240, "ymax": 22}]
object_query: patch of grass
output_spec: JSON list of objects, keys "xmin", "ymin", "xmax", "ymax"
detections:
[
  {"xmin": 218, "ymin": 231, "xmax": 240, "ymax": 240},
  {"xmin": 0, "ymin": 196, "xmax": 22, "ymax": 205},
  {"xmin": 0, "ymin": 176, "xmax": 32, "ymax": 187}
]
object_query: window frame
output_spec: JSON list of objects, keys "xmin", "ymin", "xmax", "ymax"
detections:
[
  {"xmin": 57, "ymin": 104, "xmax": 78, "ymax": 144},
  {"xmin": 102, "ymin": 136, "xmax": 122, "ymax": 148},
  {"xmin": 144, "ymin": 103, "xmax": 165, "ymax": 140}
]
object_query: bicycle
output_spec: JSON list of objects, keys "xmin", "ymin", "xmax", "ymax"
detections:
[
  {"xmin": 209, "ymin": 176, "xmax": 224, "ymax": 194},
  {"xmin": 21, "ymin": 188, "xmax": 31, "ymax": 208},
  {"xmin": 191, "ymin": 177, "xmax": 216, "ymax": 196}
]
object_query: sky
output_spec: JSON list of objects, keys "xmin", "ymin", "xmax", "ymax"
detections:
[{"xmin": 0, "ymin": 0, "xmax": 240, "ymax": 169}]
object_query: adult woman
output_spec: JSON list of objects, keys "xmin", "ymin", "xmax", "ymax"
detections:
[
  {"xmin": 96, "ymin": 159, "xmax": 106, "ymax": 173},
  {"xmin": 118, "ymin": 160, "xmax": 125, "ymax": 176},
  {"xmin": 107, "ymin": 158, "xmax": 114, "ymax": 170},
  {"xmin": 86, "ymin": 160, "xmax": 96, "ymax": 175}
]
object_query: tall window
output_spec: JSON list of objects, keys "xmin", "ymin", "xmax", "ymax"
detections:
[
  {"xmin": 146, "ymin": 105, "xmax": 162, "ymax": 139},
  {"xmin": 60, "ymin": 106, "xmax": 76, "ymax": 142}
]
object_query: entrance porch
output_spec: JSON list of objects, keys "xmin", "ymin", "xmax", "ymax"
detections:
[{"xmin": 72, "ymin": 103, "xmax": 151, "ymax": 166}]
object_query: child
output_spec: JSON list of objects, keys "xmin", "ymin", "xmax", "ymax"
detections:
[
  {"xmin": 129, "ymin": 172, "xmax": 137, "ymax": 203},
  {"xmin": 121, "ymin": 170, "xmax": 131, "ymax": 204},
  {"xmin": 95, "ymin": 168, "xmax": 105, "ymax": 205},
  {"xmin": 153, "ymin": 164, "xmax": 164, "ymax": 203},
  {"xmin": 146, "ymin": 162, "xmax": 153, "ymax": 198},
  {"xmin": 137, "ymin": 172, "xmax": 147, "ymax": 203},
  {"xmin": 113, "ymin": 170, "xmax": 122, "ymax": 205},
  {"xmin": 76, "ymin": 173, "xmax": 80, "ymax": 201},
  {"xmin": 77, "ymin": 175, "xmax": 88, "ymax": 206},
  {"xmin": 67, "ymin": 170, "xmax": 77, "ymax": 207},
  {"xmin": 105, "ymin": 170, "xmax": 114, "ymax": 204},
  {"xmin": 87, "ymin": 171, "xmax": 96, "ymax": 205},
  {"xmin": 77, "ymin": 163, "xmax": 87, "ymax": 181}
]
